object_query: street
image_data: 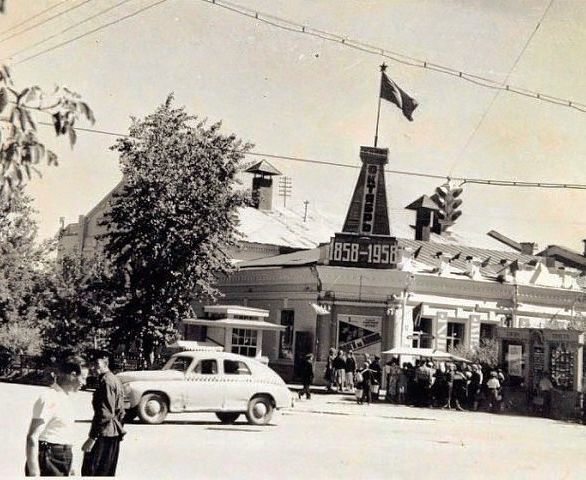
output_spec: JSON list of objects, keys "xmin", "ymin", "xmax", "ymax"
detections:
[{"xmin": 1, "ymin": 383, "xmax": 585, "ymax": 479}]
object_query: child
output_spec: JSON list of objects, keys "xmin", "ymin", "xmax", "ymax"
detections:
[{"xmin": 486, "ymin": 371, "xmax": 501, "ymax": 413}]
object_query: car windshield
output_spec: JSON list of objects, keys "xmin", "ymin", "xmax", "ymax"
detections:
[{"xmin": 163, "ymin": 355, "xmax": 192, "ymax": 372}]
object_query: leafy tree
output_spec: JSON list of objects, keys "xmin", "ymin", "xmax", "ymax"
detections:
[
  {"xmin": 449, "ymin": 338, "xmax": 498, "ymax": 367},
  {"xmin": 101, "ymin": 95, "xmax": 251, "ymax": 362},
  {"xmin": 40, "ymin": 253, "xmax": 116, "ymax": 357},
  {"xmin": 0, "ymin": 190, "xmax": 49, "ymax": 356},
  {"xmin": 0, "ymin": 66, "xmax": 95, "ymax": 202}
]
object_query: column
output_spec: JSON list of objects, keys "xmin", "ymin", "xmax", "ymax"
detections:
[{"xmin": 436, "ymin": 312, "xmax": 448, "ymax": 351}]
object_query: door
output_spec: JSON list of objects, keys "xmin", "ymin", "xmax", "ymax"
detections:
[
  {"xmin": 184, "ymin": 358, "xmax": 223, "ymax": 411},
  {"xmin": 293, "ymin": 332, "xmax": 312, "ymax": 381}
]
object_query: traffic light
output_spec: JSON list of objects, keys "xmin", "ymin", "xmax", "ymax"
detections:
[{"xmin": 431, "ymin": 181, "xmax": 463, "ymax": 233}]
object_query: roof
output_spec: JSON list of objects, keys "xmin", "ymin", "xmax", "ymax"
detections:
[
  {"xmin": 184, "ymin": 318, "xmax": 285, "ymax": 331},
  {"xmin": 538, "ymin": 245, "xmax": 586, "ymax": 270},
  {"xmin": 245, "ymin": 160, "xmax": 282, "ymax": 176},
  {"xmin": 405, "ymin": 195, "xmax": 439, "ymax": 211},
  {"xmin": 203, "ymin": 305, "xmax": 269, "ymax": 317}
]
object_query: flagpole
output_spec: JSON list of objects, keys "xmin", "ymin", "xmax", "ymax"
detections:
[{"xmin": 374, "ymin": 63, "xmax": 387, "ymax": 148}]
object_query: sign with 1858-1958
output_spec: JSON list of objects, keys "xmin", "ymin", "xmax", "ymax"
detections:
[{"xmin": 328, "ymin": 233, "xmax": 400, "ymax": 269}]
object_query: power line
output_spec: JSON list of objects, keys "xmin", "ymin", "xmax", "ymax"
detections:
[
  {"xmin": 0, "ymin": 0, "xmax": 95, "ymax": 45},
  {"xmin": 0, "ymin": 0, "xmax": 70, "ymax": 37},
  {"xmin": 36, "ymin": 121, "xmax": 586, "ymax": 190},
  {"xmin": 196, "ymin": 0, "xmax": 586, "ymax": 114},
  {"xmin": 13, "ymin": 0, "xmax": 169, "ymax": 65},
  {"xmin": 449, "ymin": 0, "xmax": 555, "ymax": 175},
  {"xmin": 7, "ymin": 0, "xmax": 137, "ymax": 60}
]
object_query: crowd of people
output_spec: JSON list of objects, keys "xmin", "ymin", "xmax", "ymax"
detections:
[{"xmin": 300, "ymin": 348, "xmax": 509, "ymax": 412}]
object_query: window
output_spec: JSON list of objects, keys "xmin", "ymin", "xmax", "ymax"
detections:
[
  {"xmin": 446, "ymin": 322, "xmax": 465, "ymax": 350},
  {"xmin": 224, "ymin": 360, "xmax": 251, "ymax": 375},
  {"xmin": 231, "ymin": 328, "xmax": 258, "ymax": 357},
  {"xmin": 164, "ymin": 356, "xmax": 193, "ymax": 372},
  {"xmin": 279, "ymin": 310, "xmax": 294, "ymax": 360},
  {"xmin": 193, "ymin": 359, "xmax": 218, "ymax": 374},
  {"xmin": 480, "ymin": 323, "xmax": 496, "ymax": 341},
  {"xmin": 412, "ymin": 318, "xmax": 433, "ymax": 349}
]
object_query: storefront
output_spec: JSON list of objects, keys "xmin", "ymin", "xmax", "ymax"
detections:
[{"xmin": 497, "ymin": 327, "xmax": 585, "ymax": 419}]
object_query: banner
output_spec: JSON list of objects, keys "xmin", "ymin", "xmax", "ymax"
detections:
[{"xmin": 337, "ymin": 314, "xmax": 382, "ymax": 355}]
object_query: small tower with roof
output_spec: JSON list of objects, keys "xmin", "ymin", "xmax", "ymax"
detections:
[{"xmin": 245, "ymin": 160, "xmax": 282, "ymax": 211}]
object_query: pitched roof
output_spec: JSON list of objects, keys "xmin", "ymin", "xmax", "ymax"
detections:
[
  {"xmin": 405, "ymin": 195, "xmax": 439, "ymax": 211},
  {"xmin": 245, "ymin": 160, "xmax": 282, "ymax": 176}
]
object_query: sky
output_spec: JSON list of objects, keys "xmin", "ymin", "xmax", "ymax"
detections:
[{"xmin": 1, "ymin": 0, "xmax": 586, "ymax": 252}]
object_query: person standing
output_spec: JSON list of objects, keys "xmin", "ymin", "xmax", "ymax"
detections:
[
  {"xmin": 345, "ymin": 351, "xmax": 357, "ymax": 392},
  {"xmin": 81, "ymin": 351, "xmax": 126, "ymax": 477},
  {"xmin": 369, "ymin": 355, "xmax": 382, "ymax": 402},
  {"xmin": 25, "ymin": 356, "xmax": 88, "ymax": 477},
  {"xmin": 324, "ymin": 348, "xmax": 335, "ymax": 392},
  {"xmin": 333, "ymin": 350, "xmax": 346, "ymax": 392},
  {"xmin": 298, "ymin": 354, "xmax": 314, "ymax": 399},
  {"xmin": 538, "ymin": 372, "xmax": 554, "ymax": 417},
  {"xmin": 359, "ymin": 362, "xmax": 375, "ymax": 405}
]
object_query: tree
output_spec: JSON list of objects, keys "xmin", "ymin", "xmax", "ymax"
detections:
[
  {"xmin": 0, "ymin": 66, "xmax": 95, "ymax": 202},
  {"xmin": 449, "ymin": 338, "xmax": 498, "ymax": 367},
  {"xmin": 0, "ymin": 190, "xmax": 49, "ymax": 356},
  {"xmin": 101, "ymin": 95, "xmax": 251, "ymax": 362},
  {"xmin": 40, "ymin": 253, "xmax": 116, "ymax": 357}
]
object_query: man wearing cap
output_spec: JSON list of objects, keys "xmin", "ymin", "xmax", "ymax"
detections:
[
  {"xmin": 25, "ymin": 356, "xmax": 88, "ymax": 476},
  {"xmin": 81, "ymin": 351, "xmax": 126, "ymax": 476}
]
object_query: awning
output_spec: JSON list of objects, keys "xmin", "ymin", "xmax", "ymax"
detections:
[
  {"xmin": 381, "ymin": 347, "xmax": 472, "ymax": 362},
  {"xmin": 183, "ymin": 318, "xmax": 285, "ymax": 331},
  {"xmin": 310, "ymin": 303, "xmax": 331, "ymax": 315}
]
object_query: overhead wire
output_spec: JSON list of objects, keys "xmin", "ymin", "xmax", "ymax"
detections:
[
  {"xmin": 6, "ymin": 0, "xmax": 138, "ymax": 60},
  {"xmin": 449, "ymin": 0, "xmax": 556, "ymax": 175},
  {"xmin": 0, "ymin": 0, "xmax": 95, "ymax": 44},
  {"xmin": 195, "ymin": 0, "xmax": 586, "ymax": 114},
  {"xmin": 35, "ymin": 121, "xmax": 586, "ymax": 190},
  {"xmin": 0, "ymin": 0, "xmax": 70, "ymax": 37},
  {"xmin": 12, "ymin": 0, "xmax": 169, "ymax": 65}
]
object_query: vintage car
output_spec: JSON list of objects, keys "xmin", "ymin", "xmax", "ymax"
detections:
[{"xmin": 117, "ymin": 351, "xmax": 294, "ymax": 425}]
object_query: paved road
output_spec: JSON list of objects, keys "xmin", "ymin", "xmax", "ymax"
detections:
[{"xmin": 1, "ymin": 383, "xmax": 585, "ymax": 479}]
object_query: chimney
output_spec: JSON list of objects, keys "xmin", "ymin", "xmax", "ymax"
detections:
[
  {"xmin": 405, "ymin": 195, "xmax": 440, "ymax": 241},
  {"xmin": 520, "ymin": 242, "xmax": 535, "ymax": 255},
  {"xmin": 245, "ymin": 160, "xmax": 282, "ymax": 211},
  {"xmin": 582, "ymin": 239, "xmax": 586, "ymax": 256}
]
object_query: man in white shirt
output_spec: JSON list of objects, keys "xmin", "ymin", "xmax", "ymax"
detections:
[{"xmin": 25, "ymin": 356, "xmax": 88, "ymax": 477}]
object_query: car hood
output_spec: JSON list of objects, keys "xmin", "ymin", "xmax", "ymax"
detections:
[{"xmin": 117, "ymin": 369, "xmax": 184, "ymax": 383}]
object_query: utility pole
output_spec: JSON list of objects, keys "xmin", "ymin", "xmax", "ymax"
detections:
[
  {"xmin": 278, "ymin": 176, "xmax": 292, "ymax": 207},
  {"xmin": 303, "ymin": 200, "xmax": 309, "ymax": 222}
]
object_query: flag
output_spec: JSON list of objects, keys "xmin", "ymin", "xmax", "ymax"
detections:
[
  {"xmin": 380, "ymin": 72, "xmax": 418, "ymax": 121},
  {"xmin": 509, "ymin": 260, "xmax": 520, "ymax": 275},
  {"xmin": 412, "ymin": 245, "xmax": 423, "ymax": 259},
  {"xmin": 450, "ymin": 252, "xmax": 461, "ymax": 263},
  {"xmin": 481, "ymin": 256, "xmax": 491, "ymax": 268}
]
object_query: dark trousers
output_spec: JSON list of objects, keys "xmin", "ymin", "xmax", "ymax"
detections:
[
  {"xmin": 25, "ymin": 442, "xmax": 72, "ymax": 477},
  {"xmin": 81, "ymin": 436, "xmax": 121, "ymax": 477},
  {"xmin": 361, "ymin": 386, "xmax": 372, "ymax": 404},
  {"xmin": 299, "ymin": 381, "xmax": 311, "ymax": 399}
]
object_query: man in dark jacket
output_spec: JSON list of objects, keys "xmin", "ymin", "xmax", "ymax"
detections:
[
  {"xmin": 345, "ymin": 351, "xmax": 357, "ymax": 392},
  {"xmin": 369, "ymin": 355, "xmax": 382, "ymax": 402},
  {"xmin": 298, "ymin": 354, "xmax": 314, "ymax": 399},
  {"xmin": 81, "ymin": 351, "xmax": 126, "ymax": 476}
]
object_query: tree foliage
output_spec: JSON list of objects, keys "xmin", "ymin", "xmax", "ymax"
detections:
[
  {"xmin": 0, "ymin": 65, "xmax": 95, "ymax": 202},
  {"xmin": 101, "ymin": 95, "xmax": 251, "ymax": 358},
  {"xmin": 40, "ymin": 253, "xmax": 115, "ymax": 356},
  {"xmin": 449, "ymin": 338, "xmax": 499, "ymax": 367}
]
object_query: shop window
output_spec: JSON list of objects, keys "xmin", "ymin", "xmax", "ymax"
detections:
[
  {"xmin": 194, "ymin": 359, "xmax": 217, "ymax": 374},
  {"xmin": 223, "ymin": 360, "xmax": 251, "ymax": 375},
  {"xmin": 446, "ymin": 322, "xmax": 465, "ymax": 350},
  {"xmin": 279, "ymin": 310, "xmax": 294, "ymax": 360},
  {"xmin": 412, "ymin": 318, "xmax": 433, "ymax": 349},
  {"xmin": 480, "ymin": 323, "xmax": 496, "ymax": 341},
  {"xmin": 231, "ymin": 328, "xmax": 258, "ymax": 357}
]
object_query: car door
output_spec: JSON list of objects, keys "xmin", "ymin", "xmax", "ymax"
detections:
[
  {"xmin": 184, "ymin": 358, "xmax": 223, "ymax": 411},
  {"xmin": 221, "ymin": 358, "xmax": 255, "ymax": 411}
]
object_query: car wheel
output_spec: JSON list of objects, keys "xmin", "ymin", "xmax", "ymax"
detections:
[
  {"xmin": 245, "ymin": 396, "xmax": 274, "ymax": 425},
  {"xmin": 215, "ymin": 412, "xmax": 241, "ymax": 424},
  {"xmin": 137, "ymin": 393, "xmax": 169, "ymax": 424},
  {"xmin": 123, "ymin": 407, "xmax": 138, "ymax": 423}
]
